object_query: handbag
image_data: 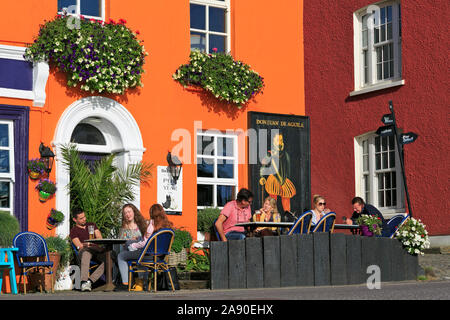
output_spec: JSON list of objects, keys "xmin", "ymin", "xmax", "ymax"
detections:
[{"xmin": 156, "ymin": 267, "xmax": 180, "ymax": 290}]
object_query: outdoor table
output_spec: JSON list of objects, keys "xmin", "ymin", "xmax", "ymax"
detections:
[
  {"xmin": 235, "ymin": 222, "xmax": 294, "ymax": 236},
  {"xmin": 334, "ymin": 224, "xmax": 360, "ymax": 235},
  {"xmin": 85, "ymin": 238, "xmax": 127, "ymax": 291},
  {"xmin": 0, "ymin": 247, "xmax": 19, "ymax": 295}
]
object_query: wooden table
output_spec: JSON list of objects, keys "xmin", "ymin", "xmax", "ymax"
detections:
[
  {"xmin": 235, "ymin": 222, "xmax": 294, "ymax": 236},
  {"xmin": 85, "ymin": 239, "xmax": 127, "ymax": 291},
  {"xmin": 334, "ymin": 224, "xmax": 360, "ymax": 234}
]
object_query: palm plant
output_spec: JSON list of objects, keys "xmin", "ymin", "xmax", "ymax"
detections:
[{"xmin": 60, "ymin": 144, "xmax": 152, "ymax": 237}]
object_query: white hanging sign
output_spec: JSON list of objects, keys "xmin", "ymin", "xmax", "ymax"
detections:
[{"xmin": 157, "ymin": 166, "xmax": 182, "ymax": 215}]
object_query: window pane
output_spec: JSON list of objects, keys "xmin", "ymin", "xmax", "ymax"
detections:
[
  {"xmin": 387, "ymin": 23, "xmax": 393, "ymax": 40},
  {"xmin": 381, "ymin": 25, "xmax": 386, "ymax": 42},
  {"xmin": 71, "ymin": 123, "xmax": 106, "ymax": 145},
  {"xmin": 209, "ymin": 7, "xmax": 226, "ymax": 33},
  {"xmin": 191, "ymin": 32, "xmax": 207, "ymax": 52},
  {"xmin": 374, "ymin": 27, "xmax": 380, "ymax": 44},
  {"xmin": 197, "ymin": 135, "xmax": 215, "ymax": 156},
  {"xmin": 217, "ymin": 161, "xmax": 234, "ymax": 179},
  {"xmin": 217, "ymin": 185, "xmax": 235, "ymax": 207},
  {"xmin": 375, "ymin": 137, "xmax": 380, "ymax": 152},
  {"xmin": 389, "ymin": 151, "xmax": 395, "ymax": 168},
  {"xmin": 387, "ymin": 6, "xmax": 392, "ymax": 22},
  {"xmin": 197, "ymin": 157, "xmax": 214, "ymax": 178},
  {"xmin": 0, "ymin": 182, "xmax": 10, "ymax": 208},
  {"xmin": 58, "ymin": 0, "xmax": 76, "ymax": 12},
  {"xmin": 197, "ymin": 184, "xmax": 213, "ymax": 207},
  {"xmin": 209, "ymin": 34, "xmax": 226, "ymax": 53},
  {"xmin": 217, "ymin": 137, "xmax": 234, "ymax": 157},
  {"xmin": 378, "ymin": 190, "xmax": 384, "ymax": 207},
  {"xmin": 0, "ymin": 124, "xmax": 9, "ymax": 147},
  {"xmin": 0, "ymin": 150, "xmax": 9, "ymax": 173},
  {"xmin": 190, "ymin": 4, "xmax": 206, "ymax": 30},
  {"xmin": 80, "ymin": 0, "xmax": 101, "ymax": 17}
]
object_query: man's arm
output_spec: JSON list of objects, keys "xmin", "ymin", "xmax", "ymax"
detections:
[{"xmin": 215, "ymin": 214, "xmax": 228, "ymax": 242}]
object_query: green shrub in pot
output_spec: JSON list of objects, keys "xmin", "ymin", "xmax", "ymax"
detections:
[
  {"xmin": 197, "ymin": 207, "xmax": 221, "ymax": 233},
  {"xmin": 171, "ymin": 228, "xmax": 193, "ymax": 253}
]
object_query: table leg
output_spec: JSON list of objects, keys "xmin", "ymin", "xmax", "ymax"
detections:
[{"xmin": 93, "ymin": 245, "xmax": 115, "ymax": 292}]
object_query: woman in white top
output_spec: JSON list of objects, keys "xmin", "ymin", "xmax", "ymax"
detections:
[{"xmin": 309, "ymin": 195, "xmax": 331, "ymax": 227}]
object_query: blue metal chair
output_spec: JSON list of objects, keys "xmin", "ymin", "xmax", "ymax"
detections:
[
  {"xmin": 385, "ymin": 214, "xmax": 409, "ymax": 238},
  {"xmin": 71, "ymin": 243, "xmax": 102, "ymax": 272},
  {"xmin": 127, "ymin": 228, "xmax": 175, "ymax": 292},
  {"xmin": 287, "ymin": 211, "xmax": 313, "ymax": 235},
  {"xmin": 311, "ymin": 212, "xmax": 336, "ymax": 233},
  {"xmin": 12, "ymin": 232, "xmax": 54, "ymax": 294}
]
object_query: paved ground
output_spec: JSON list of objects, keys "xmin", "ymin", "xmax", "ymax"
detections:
[{"xmin": 418, "ymin": 253, "xmax": 450, "ymax": 280}]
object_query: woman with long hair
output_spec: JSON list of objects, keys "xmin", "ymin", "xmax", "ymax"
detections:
[
  {"xmin": 115, "ymin": 204, "xmax": 172, "ymax": 291},
  {"xmin": 119, "ymin": 203, "xmax": 148, "ymax": 241},
  {"xmin": 253, "ymin": 196, "xmax": 280, "ymax": 236}
]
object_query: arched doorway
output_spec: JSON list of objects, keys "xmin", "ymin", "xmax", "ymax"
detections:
[{"xmin": 53, "ymin": 96, "xmax": 145, "ymax": 238}]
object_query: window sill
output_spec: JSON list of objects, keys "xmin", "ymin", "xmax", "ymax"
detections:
[{"xmin": 350, "ymin": 79, "xmax": 405, "ymax": 97}]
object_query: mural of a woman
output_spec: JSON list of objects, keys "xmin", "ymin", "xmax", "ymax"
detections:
[{"xmin": 259, "ymin": 133, "xmax": 296, "ymax": 212}]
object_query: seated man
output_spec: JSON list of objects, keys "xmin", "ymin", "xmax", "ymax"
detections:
[
  {"xmin": 70, "ymin": 208, "xmax": 106, "ymax": 292},
  {"xmin": 215, "ymin": 188, "xmax": 253, "ymax": 241},
  {"xmin": 345, "ymin": 197, "xmax": 389, "ymax": 236}
]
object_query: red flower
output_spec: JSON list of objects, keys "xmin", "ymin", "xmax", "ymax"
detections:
[
  {"xmin": 212, "ymin": 47, "xmax": 218, "ymax": 53},
  {"xmin": 119, "ymin": 18, "xmax": 127, "ymax": 24},
  {"xmin": 136, "ymin": 30, "xmax": 140, "ymax": 35}
]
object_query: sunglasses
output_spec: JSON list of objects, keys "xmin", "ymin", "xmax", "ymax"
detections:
[{"xmin": 318, "ymin": 202, "xmax": 326, "ymax": 206}]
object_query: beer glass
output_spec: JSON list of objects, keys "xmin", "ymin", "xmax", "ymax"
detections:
[{"xmin": 88, "ymin": 225, "xmax": 95, "ymax": 240}]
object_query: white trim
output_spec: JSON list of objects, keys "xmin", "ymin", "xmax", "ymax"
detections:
[
  {"xmin": 53, "ymin": 96, "xmax": 145, "ymax": 239},
  {"xmin": 0, "ymin": 44, "xmax": 49, "ymax": 106},
  {"xmin": 349, "ymin": 79, "xmax": 405, "ymax": 96},
  {"xmin": 59, "ymin": 0, "xmax": 106, "ymax": 21}
]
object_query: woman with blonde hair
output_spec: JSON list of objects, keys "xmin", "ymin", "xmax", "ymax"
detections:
[
  {"xmin": 309, "ymin": 195, "xmax": 331, "ymax": 227},
  {"xmin": 253, "ymin": 196, "xmax": 280, "ymax": 237},
  {"xmin": 115, "ymin": 204, "xmax": 173, "ymax": 291}
]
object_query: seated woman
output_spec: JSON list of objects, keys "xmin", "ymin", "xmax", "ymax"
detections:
[
  {"xmin": 119, "ymin": 203, "xmax": 148, "ymax": 243},
  {"xmin": 308, "ymin": 195, "xmax": 331, "ymax": 229},
  {"xmin": 253, "ymin": 197, "xmax": 280, "ymax": 237},
  {"xmin": 115, "ymin": 204, "xmax": 173, "ymax": 291}
]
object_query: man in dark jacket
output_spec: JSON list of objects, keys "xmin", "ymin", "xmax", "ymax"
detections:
[{"xmin": 346, "ymin": 197, "xmax": 389, "ymax": 236}]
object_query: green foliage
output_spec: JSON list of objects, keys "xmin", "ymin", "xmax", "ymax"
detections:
[
  {"xmin": 35, "ymin": 179, "xmax": 57, "ymax": 194},
  {"xmin": 60, "ymin": 144, "xmax": 152, "ymax": 237},
  {"xmin": 173, "ymin": 50, "xmax": 264, "ymax": 107},
  {"xmin": 182, "ymin": 248, "xmax": 210, "ymax": 272},
  {"xmin": 24, "ymin": 15, "xmax": 147, "ymax": 95},
  {"xmin": 44, "ymin": 236, "xmax": 72, "ymax": 274},
  {"xmin": 395, "ymin": 217, "xmax": 430, "ymax": 256},
  {"xmin": 171, "ymin": 228, "xmax": 193, "ymax": 253},
  {"xmin": 197, "ymin": 207, "xmax": 221, "ymax": 233},
  {"xmin": 0, "ymin": 211, "xmax": 20, "ymax": 247}
]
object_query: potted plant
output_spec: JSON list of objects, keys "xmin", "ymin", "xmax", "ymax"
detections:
[
  {"xmin": 46, "ymin": 209, "xmax": 65, "ymax": 230},
  {"xmin": 169, "ymin": 228, "xmax": 193, "ymax": 266},
  {"xmin": 0, "ymin": 211, "xmax": 20, "ymax": 247},
  {"xmin": 197, "ymin": 207, "xmax": 221, "ymax": 241},
  {"xmin": 173, "ymin": 50, "xmax": 264, "ymax": 108},
  {"xmin": 35, "ymin": 179, "xmax": 57, "ymax": 202},
  {"xmin": 356, "ymin": 214, "xmax": 382, "ymax": 237},
  {"xmin": 27, "ymin": 158, "xmax": 46, "ymax": 180},
  {"xmin": 394, "ymin": 217, "xmax": 430, "ymax": 256}
]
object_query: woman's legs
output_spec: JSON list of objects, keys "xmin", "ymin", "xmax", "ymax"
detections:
[{"xmin": 117, "ymin": 250, "xmax": 142, "ymax": 285}]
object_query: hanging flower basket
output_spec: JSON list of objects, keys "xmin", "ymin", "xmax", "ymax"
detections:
[
  {"xmin": 24, "ymin": 14, "xmax": 148, "ymax": 95},
  {"xmin": 173, "ymin": 50, "xmax": 264, "ymax": 108},
  {"xmin": 46, "ymin": 209, "xmax": 64, "ymax": 230},
  {"xmin": 394, "ymin": 217, "xmax": 430, "ymax": 256},
  {"xmin": 27, "ymin": 158, "xmax": 46, "ymax": 180},
  {"xmin": 36, "ymin": 179, "xmax": 56, "ymax": 202}
]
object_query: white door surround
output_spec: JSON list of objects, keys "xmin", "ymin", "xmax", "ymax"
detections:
[{"xmin": 52, "ymin": 96, "xmax": 145, "ymax": 238}]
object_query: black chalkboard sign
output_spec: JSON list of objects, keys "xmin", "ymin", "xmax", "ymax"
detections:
[{"xmin": 248, "ymin": 112, "xmax": 311, "ymax": 221}]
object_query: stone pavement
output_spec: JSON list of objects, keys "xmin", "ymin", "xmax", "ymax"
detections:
[{"xmin": 418, "ymin": 251, "xmax": 450, "ymax": 281}]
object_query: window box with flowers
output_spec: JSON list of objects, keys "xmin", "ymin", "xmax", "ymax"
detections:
[
  {"xmin": 173, "ymin": 50, "xmax": 264, "ymax": 108},
  {"xmin": 24, "ymin": 14, "xmax": 148, "ymax": 95},
  {"xmin": 36, "ymin": 179, "xmax": 57, "ymax": 202}
]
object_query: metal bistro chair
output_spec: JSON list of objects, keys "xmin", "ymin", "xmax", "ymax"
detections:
[
  {"xmin": 385, "ymin": 214, "xmax": 409, "ymax": 238},
  {"xmin": 311, "ymin": 212, "xmax": 336, "ymax": 233},
  {"xmin": 12, "ymin": 232, "xmax": 54, "ymax": 294},
  {"xmin": 127, "ymin": 228, "xmax": 175, "ymax": 292},
  {"xmin": 287, "ymin": 211, "xmax": 313, "ymax": 235},
  {"xmin": 212, "ymin": 219, "xmax": 222, "ymax": 241}
]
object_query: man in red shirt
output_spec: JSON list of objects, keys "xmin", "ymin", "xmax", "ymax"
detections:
[
  {"xmin": 69, "ymin": 208, "xmax": 105, "ymax": 292},
  {"xmin": 215, "ymin": 188, "xmax": 254, "ymax": 241}
]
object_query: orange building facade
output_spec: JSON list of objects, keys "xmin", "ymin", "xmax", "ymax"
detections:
[{"xmin": 0, "ymin": 0, "xmax": 305, "ymax": 245}]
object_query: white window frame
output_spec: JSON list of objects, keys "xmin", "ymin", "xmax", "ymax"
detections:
[
  {"xmin": 351, "ymin": 0, "xmax": 404, "ymax": 96},
  {"xmin": 354, "ymin": 132, "xmax": 405, "ymax": 218},
  {"xmin": 196, "ymin": 130, "xmax": 238, "ymax": 209},
  {"xmin": 0, "ymin": 120, "xmax": 15, "ymax": 214},
  {"xmin": 58, "ymin": 0, "xmax": 106, "ymax": 21},
  {"xmin": 190, "ymin": 0, "xmax": 231, "ymax": 53},
  {"xmin": 0, "ymin": 45, "xmax": 49, "ymax": 107}
]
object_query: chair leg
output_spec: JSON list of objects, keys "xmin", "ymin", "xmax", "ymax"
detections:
[
  {"xmin": 9, "ymin": 268, "xmax": 18, "ymax": 295},
  {"xmin": 166, "ymin": 270, "xmax": 175, "ymax": 291},
  {"xmin": 154, "ymin": 269, "xmax": 157, "ymax": 292},
  {"xmin": 23, "ymin": 271, "xmax": 27, "ymax": 295},
  {"xmin": 128, "ymin": 270, "xmax": 132, "ymax": 292}
]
